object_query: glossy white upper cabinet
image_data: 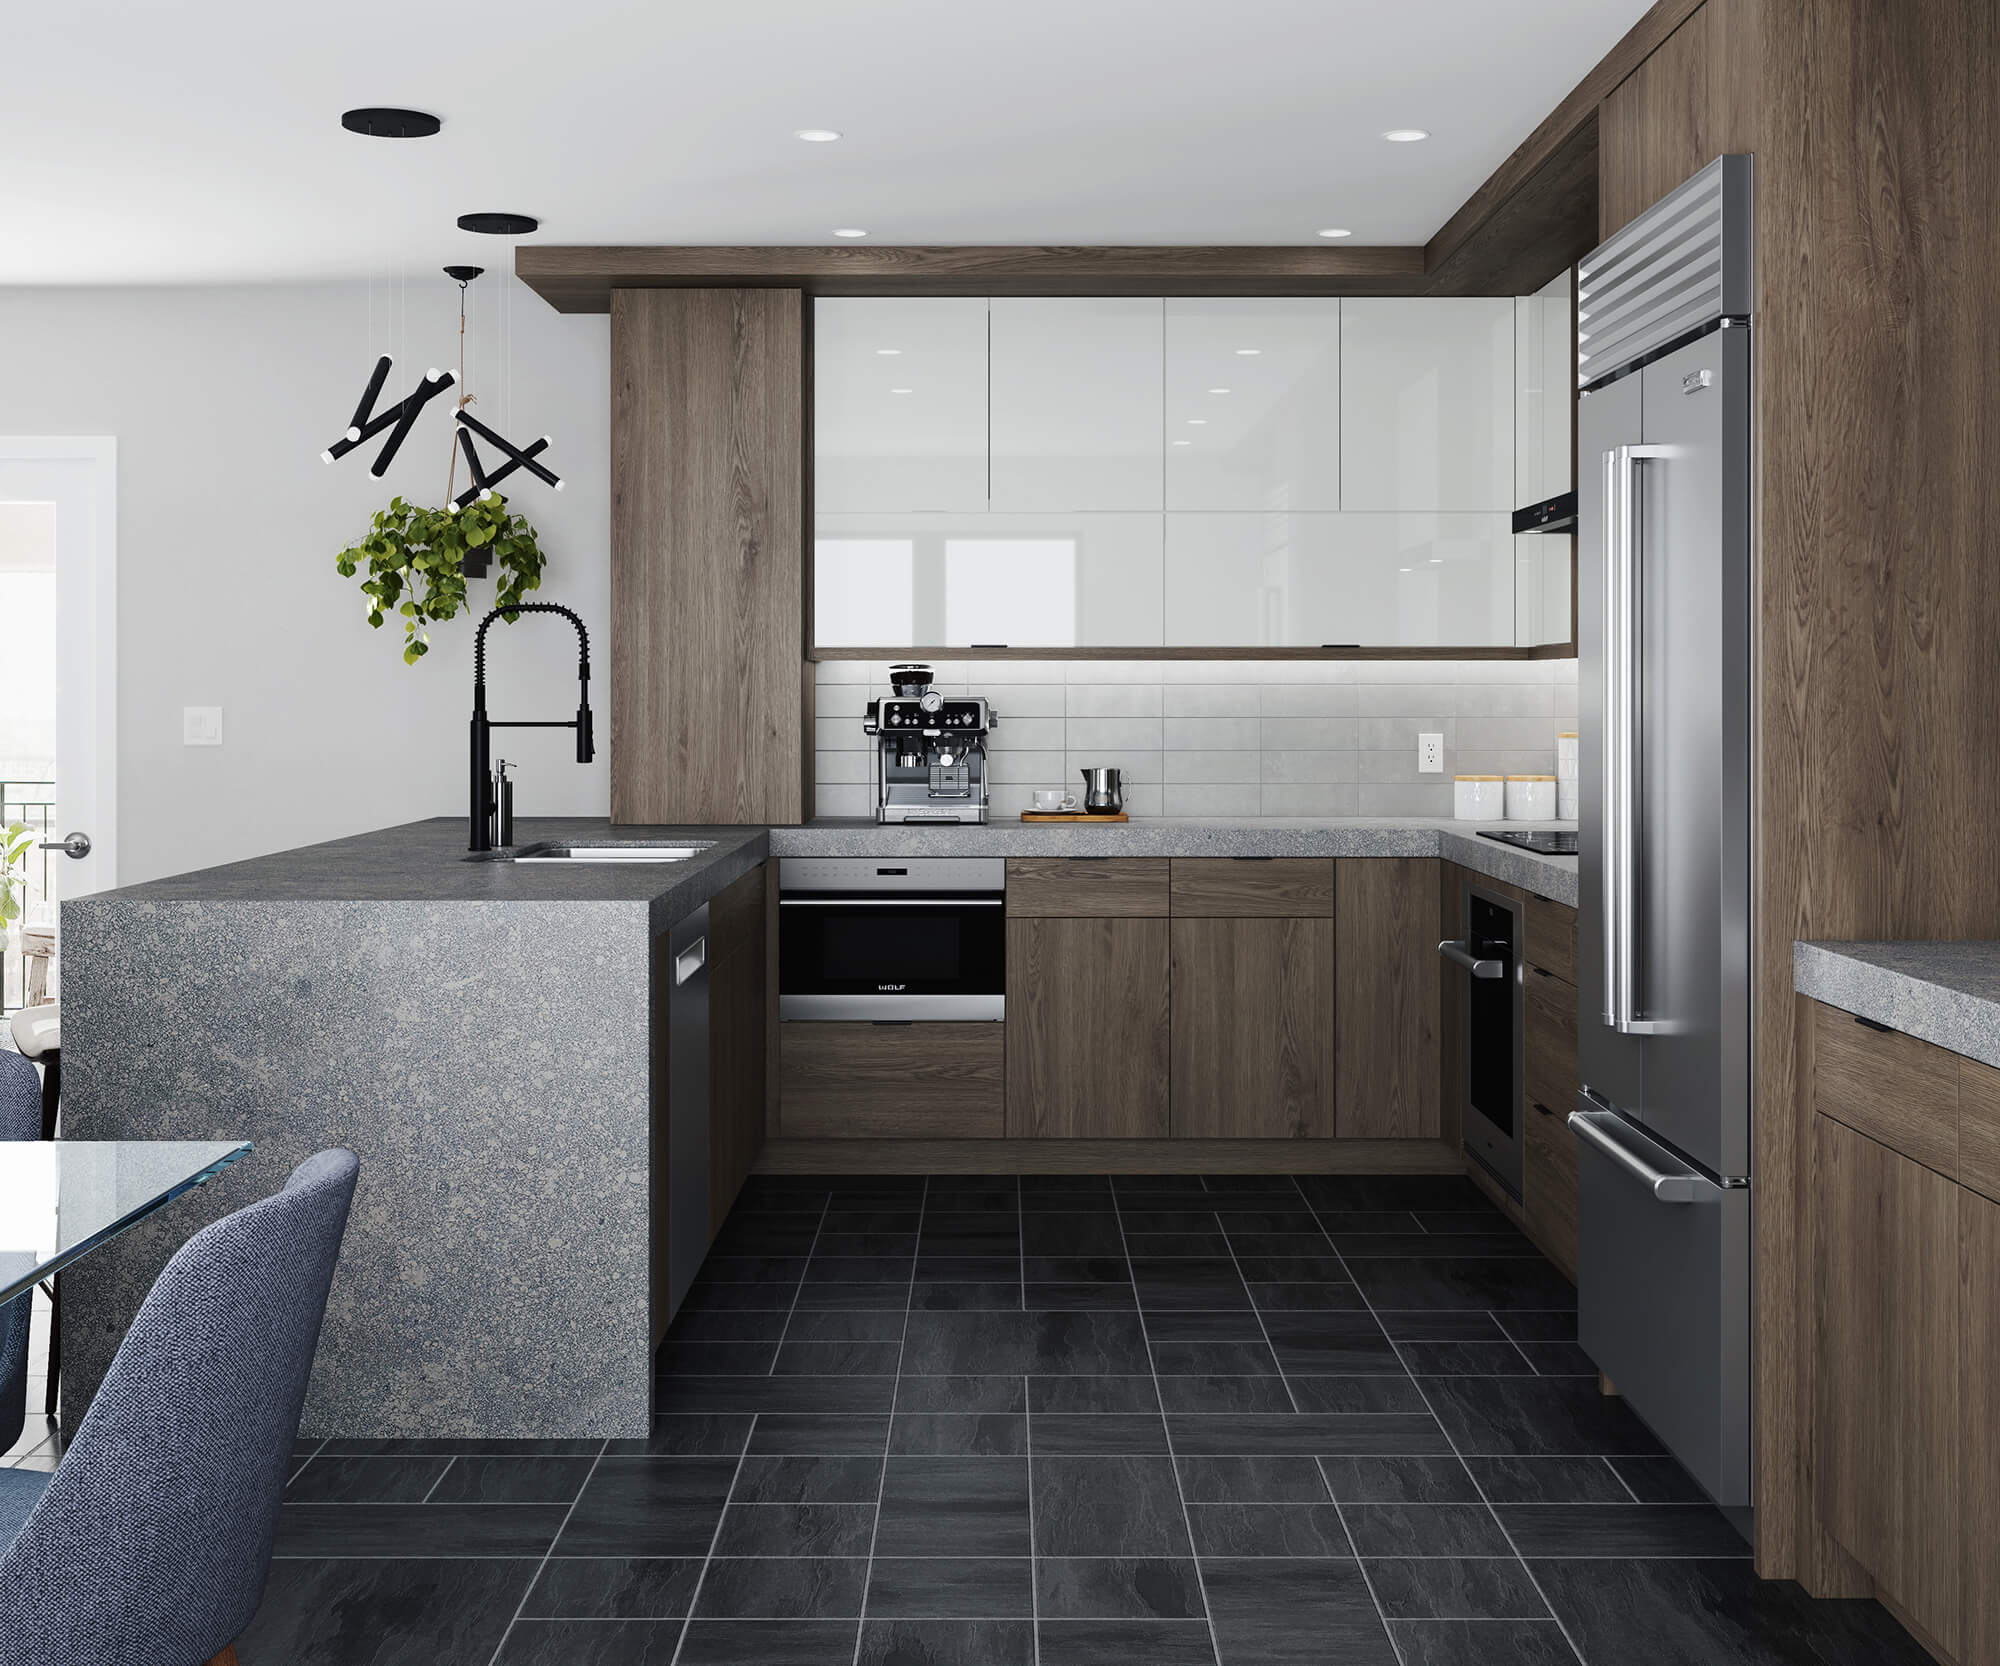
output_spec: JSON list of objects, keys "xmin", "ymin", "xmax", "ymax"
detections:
[
  {"xmin": 1514, "ymin": 533, "xmax": 1573, "ymax": 647},
  {"xmin": 814, "ymin": 298, "xmax": 988, "ymax": 513},
  {"xmin": 1339, "ymin": 299, "xmax": 1515, "ymax": 513},
  {"xmin": 815, "ymin": 513, "xmax": 1164, "ymax": 647},
  {"xmin": 1165, "ymin": 299, "xmax": 1341, "ymax": 511},
  {"xmin": 1515, "ymin": 269, "xmax": 1575, "ymax": 507},
  {"xmin": 989, "ymin": 299, "xmax": 1163, "ymax": 512},
  {"xmin": 1165, "ymin": 513, "xmax": 1516, "ymax": 647}
]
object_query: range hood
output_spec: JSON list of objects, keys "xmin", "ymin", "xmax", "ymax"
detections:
[{"xmin": 1512, "ymin": 490, "xmax": 1576, "ymax": 534}]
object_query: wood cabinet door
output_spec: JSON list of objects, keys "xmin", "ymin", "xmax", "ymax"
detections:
[
  {"xmin": 1522, "ymin": 966, "xmax": 1579, "ymax": 1277},
  {"xmin": 1170, "ymin": 917, "xmax": 1335, "ymax": 1139},
  {"xmin": 1962, "ymin": 1188, "xmax": 2000, "ymax": 1666},
  {"xmin": 1006, "ymin": 918, "xmax": 1170, "ymax": 1138},
  {"xmin": 1334, "ymin": 857, "xmax": 1440, "ymax": 1138},
  {"xmin": 1813, "ymin": 1115, "xmax": 1961, "ymax": 1654}
]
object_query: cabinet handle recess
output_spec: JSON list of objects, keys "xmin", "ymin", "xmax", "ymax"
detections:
[{"xmin": 1852, "ymin": 1015, "xmax": 1894, "ymax": 1035}]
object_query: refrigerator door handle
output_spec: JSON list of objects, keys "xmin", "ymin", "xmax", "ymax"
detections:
[
  {"xmin": 1603, "ymin": 442, "xmax": 1673, "ymax": 1036},
  {"xmin": 1569, "ymin": 1107, "xmax": 1704, "ymax": 1201}
]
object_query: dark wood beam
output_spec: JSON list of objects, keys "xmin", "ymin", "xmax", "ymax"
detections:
[{"xmin": 1424, "ymin": 116, "xmax": 1600, "ymax": 296}]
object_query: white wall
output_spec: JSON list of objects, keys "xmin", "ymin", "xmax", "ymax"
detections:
[{"xmin": 0, "ymin": 282, "xmax": 611, "ymax": 883}]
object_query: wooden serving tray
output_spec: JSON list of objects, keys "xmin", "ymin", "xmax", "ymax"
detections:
[{"xmin": 1019, "ymin": 811, "xmax": 1130, "ymax": 822}]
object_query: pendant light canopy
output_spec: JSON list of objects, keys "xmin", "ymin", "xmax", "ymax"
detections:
[
  {"xmin": 457, "ymin": 212, "xmax": 539, "ymax": 236},
  {"xmin": 340, "ymin": 107, "xmax": 441, "ymax": 138}
]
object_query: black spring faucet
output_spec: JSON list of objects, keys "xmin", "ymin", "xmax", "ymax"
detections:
[{"xmin": 468, "ymin": 602, "xmax": 595, "ymax": 851}]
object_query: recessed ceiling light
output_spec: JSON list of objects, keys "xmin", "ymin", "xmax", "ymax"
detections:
[
  {"xmin": 1399, "ymin": 566, "xmax": 1413, "ymax": 572},
  {"xmin": 1382, "ymin": 128, "xmax": 1430, "ymax": 143},
  {"xmin": 1186, "ymin": 419, "xmax": 1208, "ymax": 426},
  {"xmin": 876, "ymin": 348, "xmax": 902, "ymax": 355},
  {"xmin": 1316, "ymin": 228, "xmax": 1353, "ymax": 239},
  {"xmin": 795, "ymin": 129, "xmax": 842, "ymax": 143},
  {"xmin": 1429, "ymin": 558, "xmax": 1443, "ymax": 564},
  {"xmin": 1208, "ymin": 387, "xmax": 1231, "ymax": 395},
  {"xmin": 832, "ymin": 228, "xmax": 868, "ymax": 238},
  {"xmin": 1235, "ymin": 348, "xmax": 1262, "ymax": 356}
]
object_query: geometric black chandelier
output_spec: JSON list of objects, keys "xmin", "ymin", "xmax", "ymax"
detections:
[{"xmin": 319, "ymin": 357, "xmax": 456, "ymax": 476}]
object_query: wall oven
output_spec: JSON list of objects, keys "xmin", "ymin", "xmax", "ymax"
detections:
[
  {"xmin": 778, "ymin": 857, "xmax": 1005, "ymax": 1021},
  {"xmin": 1440, "ymin": 884, "xmax": 1524, "ymax": 1198}
]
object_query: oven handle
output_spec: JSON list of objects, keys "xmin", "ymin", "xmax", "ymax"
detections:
[
  {"xmin": 1438, "ymin": 940, "xmax": 1504, "ymax": 980},
  {"xmin": 780, "ymin": 896, "xmax": 1005, "ymax": 907}
]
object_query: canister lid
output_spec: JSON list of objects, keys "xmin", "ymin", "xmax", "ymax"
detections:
[
  {"xmin": 1506, "ymin": 774, "xmax": 1557, "ymax": 780},
  {"xmin": 1455, "ymin": 774, "xmax": 1503, "ymax": 781}
]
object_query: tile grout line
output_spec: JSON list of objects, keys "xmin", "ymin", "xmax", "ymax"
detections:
[
  {"xmin": 484, "ymin": 1439, "xmax": 608, "ymax": 1666},
  {"xmin": 1021, "ymin": 1183, "xmax": 1041, "ymax": 1666},
  {"xmin": 1604, "ymin": 1454, "xmax": 1644, "ymax": 1506},
  {"xmin": 668, "ymin": 1416, "xmax": 757, "ymax": 1665},
  {"xmin": 769, "ymin": 1196, "xmax": 833, "ymax": 1376},
  {"xmin": 1216, "ymin": 1205, "xmax": 1300, "ymax": 1416},
  {"xmin": 418, "ymin": 1456, "xmax": 454, "ymax": 1505},
  {"xmin": 850, "ymin": 1172, "xmax": 925, "ymax": 1666},
  {"xmin": 1293, "ymin": 1176, "xmax": 1589, "ymax": 1666},
  {"xmin": 1110, "ymin": 1180, "xmax": 1223, "ymax": 1666},
  {"xmin": 282, "ymin": 1437, "xmax": 328, "ymax": 1491}
]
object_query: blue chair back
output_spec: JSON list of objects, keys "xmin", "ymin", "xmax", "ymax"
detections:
[
  {"xmin": 0, "ymin": 1049, "xmax": 41, "ymax": 1457},
  {"xmin": 0, "ymin": 1147, "xmax": 359, "ymax": 1666}
]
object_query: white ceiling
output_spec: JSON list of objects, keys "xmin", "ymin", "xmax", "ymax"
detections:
[{"xmin": 4, "ymin": 0, "xmax": 1647, "ymax": 285}]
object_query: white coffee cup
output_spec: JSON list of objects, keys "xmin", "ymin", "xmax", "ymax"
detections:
[{"xmin": 1033, "ymin": 789, "xmax": 1078, "ymax": 813}]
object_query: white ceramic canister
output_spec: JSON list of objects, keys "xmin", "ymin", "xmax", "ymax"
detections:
[
  {"xmin": 1558, "ymin": 781, "xmax": 1579, "ymax": 821},
  {"xmin": 1506, "ymin": 775, "xmax": 1558, "ymax": 820},
  {"xmin": 1556, "ymin": 732, "xmax": 1579, "ymax": 779},
  {"xmin": 1454, "ymin": 775, "xmax": 1505, "ymax": 820}
]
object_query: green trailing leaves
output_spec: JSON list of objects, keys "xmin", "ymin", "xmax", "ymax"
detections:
[
  {"xmin": 0, "ymin": 821, "xmax": 34, "ymax": 932},
  {"xmin": 334, "ymin": 494, "xmax": 548, "ymax": 666}
]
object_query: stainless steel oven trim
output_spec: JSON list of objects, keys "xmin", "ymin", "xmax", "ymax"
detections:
[
  {"xmin": 780, "ymin": 897, "xmax": 1005, "ymax": 908},
  {"xmin": 781, "ymin": 994, "xmax": 1005, "ymax": 1022},
  {"xmin": 778, "ymin": 857, "xmax": 1005, "ymax": 894},
  {"xmin": 1459, "ymin": 881, "xmax": 1526, "ymax": 1200}
]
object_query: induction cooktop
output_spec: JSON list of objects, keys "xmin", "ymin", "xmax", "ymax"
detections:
[{"xmin": 1477, "ymin": 829, "xmax": 1578, "ymax": 855}]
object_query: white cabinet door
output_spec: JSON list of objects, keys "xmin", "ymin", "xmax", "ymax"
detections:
[
  {"xmin": 1340, "ymin": 299, "xmax": 1514, "ymax": 512},
  {"xmin": 990, "ymin": 299, "xmax": 1163, "ymax": 511},
  {"xmin": 1165, "ymin": 299, "xmax": 1341, "ymax": 511},
  {"xmin": 1166, "ymin": 512, "xmax": 1515, "ymax": 647},
  {"xmin": 1514, "ymin": 532, "xmax": 1573, "ymax": 647},
  {"xmin": 814, "ymin": 297, "xmax": 988, "ymax": 513},
  {"xmin": 816, "ymin": 512, "xmax": 1163, "ymax": 648},
  {"xmin": 1514, "ymin": 270, "xmax": 1574, "ymax": 507}
]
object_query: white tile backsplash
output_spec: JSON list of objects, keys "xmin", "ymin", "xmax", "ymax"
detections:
[{"xmin": 812, "ymin": 658, "xmax": 1578, "ymax": 818}]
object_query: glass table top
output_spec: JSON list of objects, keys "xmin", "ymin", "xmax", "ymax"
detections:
[{"xmin": 0, "ymin": 1140, "xmax": 252, "ymax": 1309}]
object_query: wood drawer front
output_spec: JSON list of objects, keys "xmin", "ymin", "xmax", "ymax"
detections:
[
  {"xmin": 1007, "ymin": 858, "xmax": 1168, "ymax": 918},
  {"xmin": 1523, "ymin": 894, "xmax": 1578, "ymax": 985},
  {"xmin": 1811, "ymin": 1001, "xmax": 1958, "ymax": 1178},
  {"xmin": 780, "ymin": 1022, "xmax": 1004, "ymax": 1139},
  {"xmin": 1169, "ymin": 858, "xmax": 1335, "ymax": 917},
  {"xmin": 1959, "ymin": 1056, "xmax": 2000, "ymax": 1206},
  {"xmin": 1523, "ymin": 967, "xmax": 1580, "ymax": 1118},
  {"xmin": 1524, "ymin": 1097, "xmax": 1579, "ymax": 1279}
]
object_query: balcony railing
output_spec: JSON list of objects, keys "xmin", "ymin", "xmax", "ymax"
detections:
[{"xmin": 2, "ymin": 780, "xmax": 57, "ymax": 1015}]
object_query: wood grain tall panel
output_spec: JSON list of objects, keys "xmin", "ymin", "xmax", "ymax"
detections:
[
  {"xmin": 610, "ymin": 289, "xmax": 804, "ymax": 823},
  {"xmin": 1335, "ymin": 859, "xmax": 1440, "ymax": 1140}
]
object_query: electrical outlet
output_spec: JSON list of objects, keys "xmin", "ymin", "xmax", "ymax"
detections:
[
  {"xmin": 1417, "ymin": 733, "xmax": 1444, "ymax": 773},
  {"xmin": 183, "ymin": 706, "xmax": 223, "ymax": 746}
]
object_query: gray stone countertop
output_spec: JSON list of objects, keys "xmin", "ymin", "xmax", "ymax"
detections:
[
  {"xmin": 1795, "ymin": 940, "xmax": 2000, "ymax": 1069},
  {"xmin": 771, "ymin": 818, "xmax": 1578, "ymax": 907},
  {"xmin": 63, "ymin": 817, "xmax": 770, "ymax": 934}
]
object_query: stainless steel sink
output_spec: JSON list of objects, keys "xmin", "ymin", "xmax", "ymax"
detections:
[{"xmin": 491, "ymin": 840, "xmax": 715, "ymax": 864}]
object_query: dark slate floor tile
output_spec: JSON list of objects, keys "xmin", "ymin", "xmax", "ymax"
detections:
[
  {"xmin": 1386, "ymin": 1618, "xmax": 1575, "ymax": 1665},
  {"xmin": 522, "ymin": 1556, "xmax": 704, "ymax": 1618},
  {"xmin": 1125, "ymin": 1231, "xmax": 1233, "ymax": 1257},
  {"xmin": 1026, "ymin": 1283, "xmax": 1140, "ymax": 1311},
  {"xmin": 1347, "ymin": 1257, "xmax": 1578, "ymax": 1312},
  {"xmin": 1030, "ymin": 1375, "xmax": 1160, "ymax": 1414},
  {"xmin": 676, "ymin": 1618, "xmax": 861, "ymax": 1665},
  {"xmin": 700, "ymin": 1256, "xmax": 810, "ymax": 1284},
  {"xmin": 242, "ymin": 1557, "xmax": 536, "ymax": 1663},
  {"xmin": 692, "ymin": 1556, "xmax": 867, "ymax": 1619},
  {"xmin": 1032, "ymin": 1455, "xmax": 1194, "ymax": 1558},
  {"xmin": 899, "ymin": 1375, "xmax": 1028, "ymax": 1413},
  {"xmin": 1202, "ymin": 1557, "xmax": 1397, "ymax": 1665},
  {"xmin": 874, "ymin": 1455, "xmax": 1033, "ymax": 1557},
  {"xmin": 312, "ymin": 1436, "xmax": 606, "ymax": 1457},
  {"xmin": 1024, "ymin": 1255, "xmax": 1136, "ymax": 1284},
  {"xmin": 1036, "ymin": 1556, "xmax": 1207, "ymax": 1620},
  {"xmin": 284, "ymin": 1453, "xmax": 451, "ymax": 1502},
  {"xmin": 609, "ymin": 1415, "xmax": 753, "ymax": 1457},
  {"xmin": 1499, "ymin": 1503, "xmax": 1750, "ymax": 1558},
  {"xmin": 775, "ymin": 1340, "xmax": 906, "ymax": 1376},
  {"xmin": 1519, "ymin": 1341, "xmax": 1598, "ymax": 1377},
  {"xmin": 1119, "ymin": 1209, "xmax": 1225, "ymax": 1234},
  {"xmin": 1235, "ymin": 1254, "xmax": 1353, "ymax": 1282},
  {"xmin": 747, "ymin": 1414, "xmax": 892, "ymax": 1455},
  {"xmin": 1412, "ymin": 1211, "xmax": 1518, "ymax": 1235},
  {"xmin": 730, "ymin": 1454, "xmax": 884, "ymax": 1504},
  {"xmin": 1151, "ymin": 1340, "xmax": 1282, "ymax": 1377},
  {"xmin": 1532, "ymin": 1557, "xmax": 1938, "ymax": 1666},
  {"xmin": 1289, "ymin": 1376, "xmax": 1430, "ymax": 1414},
  {"xmin": 1169, "ymin": 1413, "xmax": 1453, "ymax": 1456},
  {"xmin": 865, "ymin": 1557, "xmax": 1035, "ymax": 1620},
  {"xmin": 1145, "ymin": 1310, "xmax": 1270, "ymax": 1342},
  {"xmin": 890, "ymin": 1411, "xmax": 1028, "ymax": 1456},
  {"xmin": 1608, "ymin": 1455, "xmax": 1712, "ymax": 1504},
  {"xmin": 554, "ymin": 1459, "xmax": 739, "ymax": 1558},
  {"xmin": 1341, "ymin": 1502, "xmax": 1514, "ymax": 1558},
  {"xmin": 901, "ymin": 1311, "xmax": 1150, "ymax": 1376},
  {"xmin": 1187, "ymin": 1502, "xmax": 1352, "ymax": 1557},
  {"xmin": 1467, "ymin": 1456, "xmax": 1632, "ymax": 1505},
  {"xmin": 426, "ymin": 1454, "xmax": 597, "ymax": 1504},
  {"xmin": 806, "ymin": 1255, "xmax": 918, "ymax": 1284},
  {"xmin": 821, "ymin": 1210, "xmax": 923, "ymax": 1234},
  {"xmin": 1364, "ymin": 1558, "xmax": 1550, "ymax": 1621},
  {"xmin": 1176, "ymin": 1454, "xmax": 1330, "ymax": 1503},
  {"xmin": 658, "ymin": 1339, "xmax": 782, "ymax": 1375},
  {"xmin": 1130, "ymin": 1259, "xmax": 1253, "ymax": 1311},
  {"xmin": 670, "ymin": 1309, "xmax": 795, "ymax": 1343},
  {"xmin": 912, "ymin": 1282, "xmax": 1023, "ymax": 1312},
  {"xmin": 785, "ymin": 1310, "xmax": 909, "ymax": 1343},
  {"xmin": 1245, "ymin": 1282, "xmax": 1369, "ymax": 1311},
  {"xmin": 859, "ymin": 1619, "xmax": 1036, "ymax": 1666},
  {"xmin": 274, "ymin": 1503, "xmax": 569, "ymax": 1558},
  {"xmin": 1223, "ymin": 1231, "xmax": 1344, "ymax": 1256},
  {"xmin": 812, "ymin": 1232, "xmax": 919, "ymax": 1258},
  {"xmin": 683, "ymin": 1282, "xmax": 804, "ymax": 1312},
  {"xmin": 1153, "ymin": 1375, "xmax": 1295, "ymax": 1414},
  {"xmin": 1373, "ymin": 1311, "xmax": 1509, "ymax": 1342},
  {"xmin": 792, "ymin": 1282, "xmax": 912, "ymax": 1311},
  {"xmin": 1295, "ymin": 1175, "xmax": 1493, "ymax": 1213},
  {"xmin": 1024, "ymin": 1217, "xmax": 1128, "ymax": 1256},
  {"xmin": 1312, "ymin": 1211, "xmax": 1423, "ymax": 1234},
  {"xmin": 713, "ymin": 1503, "xmax": 878, "ymax": 1557},
  {"xmin": 495, "ymin": 1617, "xmax": 683, "ymax": 1664},
  {"xmin": 1030, "ymin": 1413, "xmax": 1169, "ymax": 1454},
  {"xmin": 915, "ymin": 1255, "xmax": 1021, "ymax": 1282},
  {"xmin": 1036, "ymin": 1620, "xmax": 1218, "ymax": 1665},
  {"xmin": 654, "ymin": 1376, "xmax": 898, "ymax": 1416},
  {"xmin": 1259, "ymin": 1310, "xmax": 1400, "ymax": 1373},
  {"xmin": 1493, "ymin": 1310, "xmax": 1580, "ymax": 1342},
  {"xmin": 1397, "ymin": 1340, "xmax": 1536, "ymax": 1376},
  {"xmin": 1420, "ymin": 1376, "xmax": 1666, "ymax": 1457},
  {"xmin": 1329, "ymin": 1233, "xmax": 1536, "ymax": 1258},
  {"xmin": 1318, "ymin": 1454, "xmax": 1481, "ymax": 1504}
]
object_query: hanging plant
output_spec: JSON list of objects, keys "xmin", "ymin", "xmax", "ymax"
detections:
[{"xmin": 335, "ymin": 494, "xmax": 545, "ymax": 664}]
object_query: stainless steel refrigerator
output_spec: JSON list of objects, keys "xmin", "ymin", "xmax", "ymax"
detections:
[{"xmin": 1571, "ymin": 155, "xmax": 1754, "ymax": 1514}]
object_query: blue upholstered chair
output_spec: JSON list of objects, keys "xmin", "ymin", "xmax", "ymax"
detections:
[
  {"xmin": 0, "ymin": 1048, "xmax": 41, "ymax": 1459},
  {"xmin": 0, "ymin": 1147, "xmax": 359, "ymax": 1666}
]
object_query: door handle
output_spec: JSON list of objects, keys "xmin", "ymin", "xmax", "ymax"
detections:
[
  {"xmin": 1568, "ymin": 1108, "xmax": 1700, "ymax": 1202},
  {"xmin": 57, "ymin": 832, "xmax": 91, "ymax": 860},
  {"xmin": 1438, "ymin": 940, "xmax": 1503, "ymax": 979},
  {"xmin": 674, "ymin": 938, "xmax": 706, "ymax": 986}
]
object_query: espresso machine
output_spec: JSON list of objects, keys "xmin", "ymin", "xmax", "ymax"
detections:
[{"xmin": 863, "ymin": 664, "xmax": 998, "ymax": 824}]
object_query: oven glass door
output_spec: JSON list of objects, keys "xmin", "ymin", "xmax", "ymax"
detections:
[{"xmin": 780, "ymin": 894, "xmax": 1006, "ymax": 1020}]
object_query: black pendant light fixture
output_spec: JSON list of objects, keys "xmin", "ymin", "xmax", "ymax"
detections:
[
  {"xmin": 439, "ymin": 266, "xmax": 564, "ymax": 518},
  {"xmin": 320, "ymin": 359, "xmax": 456, "ymax": 476}
]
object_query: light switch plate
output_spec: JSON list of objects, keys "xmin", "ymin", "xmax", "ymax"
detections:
[
  {"xmin": 184, "ymin": 706, "xmax": 223, "ymax": 746},
  {"xmin": 1418, "ymin": 733, "xmax": 1444, "ymax": 773}
]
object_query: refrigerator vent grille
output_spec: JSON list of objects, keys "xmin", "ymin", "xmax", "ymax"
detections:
[{"xmin": 1578, "ymin": 155, "xmax": 1751, "ymax": 387}]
